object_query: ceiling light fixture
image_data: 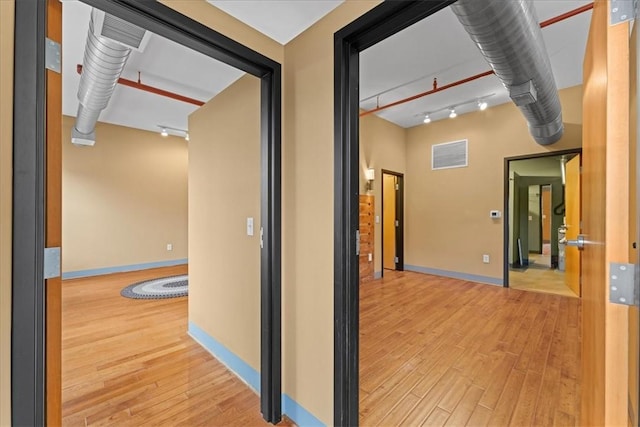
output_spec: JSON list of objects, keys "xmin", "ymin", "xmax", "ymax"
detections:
[
  {"xmin": 158, "ymin": 125, "xmax": 189, "ymax": 140},
  {"xmin": 449, "ymin": 108, "xmax": 457, "ymax": 119},
  {"xmin": 478, "ymin": 100, "xmax": 488, "ymax": 111},
  {"xmin": 423, "ymin": 114, "xmax": 431, "ymax": 124}
]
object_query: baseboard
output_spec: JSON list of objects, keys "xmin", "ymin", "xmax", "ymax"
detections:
[
  {"xmin": 404, "ymin": 264, "xmax": 503, "ymax": 286},
  {"xmin": 188, "ymin": 321, "xmax": 325, "ymax": 426},
  {"xmin": 282, "ymin": 394, "xmax": 325, "ymax": 426},
  {"xmin": 62, "ymin": 258, "xmax": 188, "ymax": 279}
]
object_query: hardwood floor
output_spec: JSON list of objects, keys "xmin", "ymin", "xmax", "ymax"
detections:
[
  {"xmin": 360, "ymin": 271, "xmax": 581, "ymax": 426},
  {"xmin": 61, "ymin": 266, "xmax": 291, "ymax": 427},
  {"xmin": 509, "ymin": 251, "xmax": 578, "ymax": 298}
]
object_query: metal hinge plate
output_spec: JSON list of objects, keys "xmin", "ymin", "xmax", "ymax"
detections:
[
  {"xmin": 45, "ymin": 38, "xmax": 61, "ymax": 73},
  {"xmin": 44, "ymin": 247, "xmax": 61, "ymax": 279},
  {"xmin": 356, "ymin": 230, "xmax": 360, "ymax": 256},
  {"xmin": 394, "ymin": 256, "xmax": 399, "ymax": 263},
  {"xmin": 260, "ymin": 227, "xmax": 264, "ymax": 249},
  {"xmin": 610, "ymin": 0, "xmax": 637, "ymax": 25},
  {"xmin": 609, "ymin": 263, "xmax": 637, "ymax": 306}
]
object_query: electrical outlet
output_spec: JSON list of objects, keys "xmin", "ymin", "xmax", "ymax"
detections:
[
  {"xmin": 166, "ymin": 243, "xmax": 173, "ymax": 251},
  {"xmin": 483, "ymin": 254, "xmax": 490, "ymax": 264}
]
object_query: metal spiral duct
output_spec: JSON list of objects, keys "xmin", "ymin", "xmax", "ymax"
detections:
[
  {"xmin": 72, "ymin": 9, "xmax": 146, "ymax": 146},
  {"xmin": 451, "ymin": 0, "xmax": 564, "ymax": 145}
]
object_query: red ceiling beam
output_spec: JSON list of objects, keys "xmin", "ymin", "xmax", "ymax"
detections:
[
  {"xmin": 76, "ymin": 64, "xmax": 205, "ymax": 107},
  {"xmin": 359, "ymin": 2, "xmax": 595, "ymax": 118}
]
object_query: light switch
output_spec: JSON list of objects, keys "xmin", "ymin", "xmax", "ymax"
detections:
[{"xmin": 247, "ymin": 217, "xmax": 254, "ymax": 236}]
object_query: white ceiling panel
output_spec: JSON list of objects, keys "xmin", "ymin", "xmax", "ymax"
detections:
[{"xmin": 207, "ymin": 0, "xmax": 344, "ymax": 44}]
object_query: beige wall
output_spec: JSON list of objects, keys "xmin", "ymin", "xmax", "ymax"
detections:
[
  {"xmin": 282, "ymin": 2, "xmax": 380, "ymax": 422},
  {"xmin": 360, "ymin": 113, "xmax": 407, "ymax": 275},
  {"xmin": 404, "ymin": 85, "xmax": 583, "ymax": 281},
  {"xmin": 188, "ymin": 75, "xmax": 262, "ymax": 371},
  {"xmin": 62, "ymin": 117, "xmax": 188, "ymax": 273},
  {"xmin": 0, "ymin": 1, "xmax": 13, "ymax": 422},
  {"xmin": 162, "ymin": 0, "xmax": 284, "ymax": 65}
]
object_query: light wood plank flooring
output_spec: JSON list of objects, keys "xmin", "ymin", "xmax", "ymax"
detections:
[
  {"xmin": 509, "ymin": 252, "xmax": 577, "ymax": 298},
  {"xmin": 360, "ymin": 271, "xmax": 581, "ymax": 426},
  {"xmin": 62, "ymin": 266, "xmax": 291, "ymax": 427}
]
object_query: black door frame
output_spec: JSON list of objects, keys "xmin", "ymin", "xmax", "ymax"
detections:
[
  {"xmin": 12, "ymin": 0, "xmax": 282, "ymax": 424},
  {"xmin": 502, "ymin": 148, "xmax": 582, "ymax": 288},
  {"xmin": 380, "ymin": 169, "xmax": 404, "ymax": 275},
  {"xmin": 333, "ymin": 1, "xmax": 455, "ymax": 425}
]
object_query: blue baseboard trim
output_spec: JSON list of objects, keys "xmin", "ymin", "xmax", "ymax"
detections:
[
  {"xmin": 374, "ymin": 271, "xmax": 382, "ymax": 280},
  {"xmin": 404, "ymin": 264, "xmax": 503, "ymax": 286},
  {"xmin": 188, "ymin": 321, "xmax": 260, "ymax": 393},
  {"xmin": 62, "ymin": 258, "xmax": 188, "ymax": 279},
  {"xmin": 188, "ymin": 321, "xmax": 326, "ymax": 426},
  {"xmin": 282, "ymin": 394, "xmax": 325, "ymax": 426}
]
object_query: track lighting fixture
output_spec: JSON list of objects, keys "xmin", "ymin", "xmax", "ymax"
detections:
[
  {"xmin": 423, "ymin": 114, "xmax": 431, "ymax": 124},
  {"xmin": 449, "ymin": 108, "xmax": 457, "ymax": 119},
  {"xmin": 158, "ymin": 125, "xmax": 189, "ymax": 140},
  {"xmin": 478, "ymin": 100, "xmax": 488, "ymax": 111}
]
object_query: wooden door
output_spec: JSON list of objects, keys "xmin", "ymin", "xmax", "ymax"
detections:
[
  {"xmin": 565, "ymin": 154, "xmax": 581, "ymax": 297},
  {"xmin": 359, "ymin": 195, "xmax": 375, "ymax": 284},
  {"xmin": 46, "ymin": 0, "xmax": 63, "ymax": 423},
  {"xmin": 581, "ymin": 1, "xmax": 631, "ymax": 424},
  {"xmin": 628, "ymin": 18, "xmax": 639, "ymax": 427},
  {"xmin": 541, "ymin": 186, "xmax": 551, "ymax": 243},
  {"xmin": 383, "ymin": 174, "xmax": 396, "ymax": 270}
]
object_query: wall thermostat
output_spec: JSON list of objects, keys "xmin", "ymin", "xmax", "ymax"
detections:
[{"xmin": 490, "ymin": 210, "xmax": 502, "ymax": 218}]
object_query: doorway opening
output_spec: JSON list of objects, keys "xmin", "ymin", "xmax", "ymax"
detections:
[
  {"xmin": 382, "ymin": 171, "xmax": 404, "ymax": 274},
  {"xmin": 335, "ymin": 1, "xmax": 590, "ymax": 425},
  {"xmin": 12, "ymin": 0, "xmax": 282, "ymax": 425},
  {"xmin": 504, "ymin": 150, "xmax": 582, "ymax": 298}
]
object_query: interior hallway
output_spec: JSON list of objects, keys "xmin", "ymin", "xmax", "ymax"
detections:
[
  {"xmin": 510, "ymin": 249, "xmax": 577, "ymax": 298},
  {"xmin": 360, "ymin": 271, "xmax": 581, "ymax": 426},
  {"xmin": 61, "ymin": 265, "xmax": 291, "ymax": 426}
]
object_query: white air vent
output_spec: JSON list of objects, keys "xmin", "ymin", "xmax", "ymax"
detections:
[
  {"xmin": 93, "ymin": 10, "xmax": 150, "ymax": 52},
  {"xmin": 432, "ymin": 139, "xmax": 468, "ymax": 170}
]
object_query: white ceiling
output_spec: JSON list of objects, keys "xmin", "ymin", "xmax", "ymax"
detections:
[
  {"xmin": 360, "ymin": 1, "xmax": 592, "ymax": 128},
  {"xmin": 207, "ymin": 0, "xmax": 344, "ymax": 44},
  {"xmin": 62, "ymin": 1, "xmax": 592, "ymax": 136},
  {"xmin": 62, "ymin": 0, "xmax": 245, "ymax": 136}
]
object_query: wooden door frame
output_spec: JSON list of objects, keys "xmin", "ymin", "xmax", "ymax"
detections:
[
  {"xmin": 502, "ymin": 149, "xmax": 582, "ymax": 288},
  {"xmin": 380, "ymin": 170, "xmax": 404, "ymax": 275},
  {"xmin": 12, "ymin": 0, "xmax": 283, "ymax": 424},
  {"xmin": 333, "ymin": 2, "xmax": 456, "ymax": 424}
]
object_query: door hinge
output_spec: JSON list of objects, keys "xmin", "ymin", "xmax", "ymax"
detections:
[
  {"xmin": 395, "ymin": 220, "xmax": 399, "ymax": 227},
  {"xmin": 609, "ymin": 263, "xmax": 637, "ymax": 306},
  {"xmin": 356, "ymin": 230, "xmax": 360, "ymax": 256},
  {"xmin": 395, "ymin": 183, "xmax": 399, "ymax": 191},
  {"xmin": 260, "ymin": 227, "xmax": 264, "ymax": 249},
  {"xmin": 394, "ymin": 256, "xmax": 399, "ymax": 263},
  {"xmin": 610, "ymin": 0, "xmax": 637, "ymax": 25},
  {"xmin": 44, "ymin": 247, "xmax": 61, "ymax": 279},
  {"xmin": 45, "ymin": 38, "xmax": 61, "ymax": 73}
]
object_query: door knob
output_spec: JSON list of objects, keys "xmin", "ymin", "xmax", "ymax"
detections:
[{"xmin": 566, "ymin": 234, "xmax": 585, "ymax": 250}]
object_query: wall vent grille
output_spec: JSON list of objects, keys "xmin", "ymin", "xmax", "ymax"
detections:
[{"xmin": 432, "ymin": 139, "xmax": 468, "ymax": 170}]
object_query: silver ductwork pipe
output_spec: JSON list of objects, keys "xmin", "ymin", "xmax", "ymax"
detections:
[
  {"xmin": 451, "ymin": 0, "xmax": 564, "ymax": 145},
  {"xmin": 73, "ymin": 9, "xmax": 147, "ymax": 146}
]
